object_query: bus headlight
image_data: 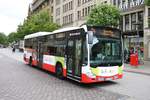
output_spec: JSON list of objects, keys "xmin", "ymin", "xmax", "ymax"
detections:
[{"xmin": 86, "ymin": 72, "xmax": 95, "ymax": 78}]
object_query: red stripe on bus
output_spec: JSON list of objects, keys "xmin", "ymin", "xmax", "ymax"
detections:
[
  {"xmin": 63, "ymin": 69, "xmax": 67, "ymax": 77},
  {"xmin": 81, "ymin": 74, "xmax": 97, "ymax": 83},
  {"xmin": 32, "ymin": 60, "xmax": 37, "ymax": 66},
  {"xmin": 43, "ymin": 63, "xmax": 55, "ymax": 73}
]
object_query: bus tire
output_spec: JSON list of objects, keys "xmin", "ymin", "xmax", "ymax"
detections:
[
  {"xmin": 56, "ymin": 63, "xmax": 64, "ymax": 79},
  {"xmin": 29, "ymin": 57, "xmax": 32, "ymax": 66}
]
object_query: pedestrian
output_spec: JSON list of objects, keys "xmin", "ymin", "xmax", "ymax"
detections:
[
  {"xmin": 12, "ymin": 47, "xmax": 15, "ymax": 52},
  {"xmin": 124, "ymin": 49, "xmax": 129, "ymax": 63}
]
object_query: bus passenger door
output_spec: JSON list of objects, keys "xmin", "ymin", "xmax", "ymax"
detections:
[
  {"xmin": 37, "ymin": 42, "xmax": 44, "ymax": 68},
  {"xmin": 66, "ymin": 38, "xmax": 82, "ymax": 80}
]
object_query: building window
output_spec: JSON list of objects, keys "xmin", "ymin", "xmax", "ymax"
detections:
[
  {"xmin": 71, "ymin": 1, "xmax": 73, "ymax": 10},
  {"xmin": 77, "ymin": 11, "xmax": 81, "ymax": 20},
  {"xmin": 138, "ymin": 11, "xmax": 143, "ymax": 30},
  {"xmin": 85, "ymin": 8, "xmax": 88, "ymax": 16},
  {"xmin": 148, "ymin": 8, "xmax": 150, "ymax": 17},
  {"xmin": 128, "ymin": 0, "xmax": 131, "ymax": 7},
  {"xmin": 70, "ymin": 14, "xmax": 73, "ymax": 23},
  {"xmin": 78, "ymin": 0, "xmax": 81, "ymax": 6},
  {"xmin": 148, "ymin": 8, "xmax": 150, "ymax": 28},
  {"xmin": 63, "ymin": 16, "xmax": 67, "ymax": 25},
  {"xmin": 63, "ymin": 1, "xmax": 73, "ymax": 13},
  {"xmin": 69, "ymin": 1, "xmax": 73, "ymax": 10},
  {"xmin": 56, "ymin": 7, "xmax": 60, "ymax": 16},
  {"xmin": 69, "ymin": 14, "xmax": 71, "ymax": 23},
  {"xmin": 63, "ymin": 14, "xmax": 73, "ymax": 25},
  {"xmin": 82, "ymin": 0, "xmax": 84, "ymax": 4},
  {"xmin": 104, "ymin": 1, "xmax": 107, "ymax": 4},
  {"xmin": 113, "ymin": 0, "xmax": 116, "ymax": 5},
  {"xmin": 125, "ymin": 15, "xmax": 130, "ymax": 31},
  {"xmin": 122, "ymin": 0, "xmax": 126, "ymax": 9},
  {"xmin": 131, "ymin": 13, "xmax": 136, "ymax": 30},
  {"xmin": 56, "ymin": 18, "xmax": 60, "ymax": 24},
  {"xmin": 118, "ymin": 0, "xmax": 121, "ymax": 7},
  {"xmin": 63, "ymin": 5, "xmax": 65, "ymax": 13},
  {"xmin": 82, "ymin": 8, "xmax": 85, "ymax": 17},
  {"xmin": 51, "ymin": 6, "xmax": 53, "ymax": 13}
]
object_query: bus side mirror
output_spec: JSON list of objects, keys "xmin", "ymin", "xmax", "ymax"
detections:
[{"xmin": 87, "ymin": 31, "xmax": 93, "ymax": 44}]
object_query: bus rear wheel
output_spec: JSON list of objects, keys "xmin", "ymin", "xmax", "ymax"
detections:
[
  {"xmin": 56, "ymin": 63, "xmax": 63, "ymax": 79},
  {"xmin": 29, "ymin": 57, "xmax": 32, "ymax": 66}
]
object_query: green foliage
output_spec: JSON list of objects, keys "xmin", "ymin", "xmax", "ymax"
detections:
[
  {"xmin": 17, "ymin": 10, "xmax": 60, "ymax": 39},
  {"xmin": 7, "ymin": 32, "xmax": 18, "ymax": 43},
  {"xmin": 145, "ymin": 0, "xmax": 150, "ymax": 6},
  {"xmin": 87, "ymin": 4, "xmax": 121, "ymax": 27},
  {"xmin": 0, "ymin": 32, "xmax": 7, "ymax": 45},
  {"xmin": 8, "ymin": 10, "xmax": 60, "ymax": 42}
]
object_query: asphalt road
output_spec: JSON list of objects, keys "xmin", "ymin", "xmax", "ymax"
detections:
[{"xmin": 0, "ymin": 48, "xmax": 150, "ymax": 100}]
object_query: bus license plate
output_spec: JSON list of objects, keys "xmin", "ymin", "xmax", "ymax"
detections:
[{"xmin": 105, "ymin": 77, "xmax": 112, "ymax": 81}]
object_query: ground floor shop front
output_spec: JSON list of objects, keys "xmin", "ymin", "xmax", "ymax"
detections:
[
  {"xmin": 123, "ymin": 35, "xmax": 144, "ymax": 64},
  {"xmin": 123, "ymin": 28, "xmax": 150, "ymax": 63}
]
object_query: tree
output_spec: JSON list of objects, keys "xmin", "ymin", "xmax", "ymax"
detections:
[
  {"xmin": 145, "ymin": 0, "xmax": 150, "ymax": 6},
  {"xmin": 7, "ymin": 32, "xmax": 18, "ymax": 43},
  {"xmin": 16, "ymin": 10, "xmax": 60, "ymax": 39},
  {"xmin": 87, "ymin": 4, "xmax": 121, "ymax": 27},
  {"xmin": 0, "ymin": 32, "xmax": 7, "ymax": 45}
]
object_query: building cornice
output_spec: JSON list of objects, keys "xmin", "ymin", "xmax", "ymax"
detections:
[{"xmin": 121, "ymin": 4, "xmax": 145, "ymax": 15}]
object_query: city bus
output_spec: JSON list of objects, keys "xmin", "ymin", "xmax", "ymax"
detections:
[{"xmin": 24, "ymin": 25, "xmax": 123, "ymax": 83}]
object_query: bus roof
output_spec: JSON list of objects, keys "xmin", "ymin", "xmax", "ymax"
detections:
[
  {"xmin": 24, "ymin": 26, "xmax": 84, "ymax": 39},
  {"xmin": 53, "ymin": 26, "xmax": 82, "ymax": 34},
  {"xmin": 24, "ymin": 25, "xmax": 120, "ymax": 40},
  {"xmin": 24, "ymin": 32, "xmax": 52, "ymax": 39}
]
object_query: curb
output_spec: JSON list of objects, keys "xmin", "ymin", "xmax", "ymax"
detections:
[{"xmin": 124, "ymin": 69, "xmax": 150, "ymax": 76}]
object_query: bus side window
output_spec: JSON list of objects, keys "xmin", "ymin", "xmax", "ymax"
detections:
[{"xmin": 48, "ymin": 47, "xmax": 56, "ymax": 55}]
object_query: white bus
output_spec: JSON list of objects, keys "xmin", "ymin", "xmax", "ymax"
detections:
[{"xmin": 24, "ymin": 25, "xmax": 123, "ymax": 83}]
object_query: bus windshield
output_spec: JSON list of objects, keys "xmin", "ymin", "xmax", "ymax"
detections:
[{"xmin": 90, "ymin": 36, "xmax": 122, "ymax": 67}]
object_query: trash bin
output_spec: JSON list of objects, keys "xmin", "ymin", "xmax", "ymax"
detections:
[{"xmin": 130, "ymin": 53, "xmax": 138, "ymax": 66}]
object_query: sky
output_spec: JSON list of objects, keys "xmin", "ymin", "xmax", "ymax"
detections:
[{"xmin": 0, "ymin": 0, "xmax": 32, "ymax": 35}]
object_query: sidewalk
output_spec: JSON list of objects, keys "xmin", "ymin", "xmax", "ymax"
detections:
[{"xmin": 124, "ymin": 62, "xmax": 150, "ymax": 76}]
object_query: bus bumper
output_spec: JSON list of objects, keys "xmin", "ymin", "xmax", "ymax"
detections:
[{"xmin": 81, "ymin": 74, "xmax": 123, "ymax": 83}]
